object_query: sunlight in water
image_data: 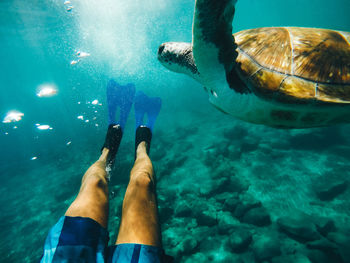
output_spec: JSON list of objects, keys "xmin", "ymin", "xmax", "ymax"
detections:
[
  {"xmin": 36, "ymin": 124, "xmax": 52, "ymax": 130},
  {"xmin": 2, "ymin": 111, "xmax": 24, "ymax": 123},
  {"xmin": 36, "ymin": 84, "xmax": 58, "ymax": 97}
]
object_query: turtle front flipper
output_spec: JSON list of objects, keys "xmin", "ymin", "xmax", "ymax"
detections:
[{"xmin": 193, "ymin": 0, "xmax": 239, "ymax": 88}]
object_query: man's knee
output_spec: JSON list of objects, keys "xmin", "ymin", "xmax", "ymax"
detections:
[
  {"xmin": 129, "ymin": 171, "xmax": 154, "ymax": 190},
  {"xmin": 82, "ymin": 168, "xmax": 108, "ymax": 192}
]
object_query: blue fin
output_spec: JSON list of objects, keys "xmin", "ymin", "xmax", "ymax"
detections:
[
  {"xmin": 107, "ymin": 79, "xmax": 135, "ymax": 129},
  {"xmin": 134, "ymin": 91, "xmax": 162, "ymax": 131}
]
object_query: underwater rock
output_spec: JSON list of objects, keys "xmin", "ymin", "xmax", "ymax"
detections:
[
  {"xmin": 277, "ymin": 216, "xmax": 321, "ymax": 242},
  {"xmin": 306, "ymin": 249, "xmax": 340, "ymax": 263},
  {"xmin": 315, "ymin": 180, "xmax": 348, "ymax": 201},
  {"xmin": 306, "ymin": 238, "xmax": 338, "ymax": 251},
  {"xmin": 241, "ymin": 207, "xmax": 271, "ymax": 227},
  {"xmin": 327, "ymin": 232, "xmax": 350, "ymax": 263},
  {"xmin": 223, "ymin": 125, "xmax": 248, "ymax": 141},
  {"xmin": 175, "ymin": 202, "xmax": 192, "ymax": 218},
  {"xmin": 215, "ymin": 192, "xmax": 234, "ymax": 204},
  {"xmin": 313, "ymin": 217, "xmax": 336, "ymax": 237},
  {"xmin": 271, "ymin": 254, "xmax": 312, "ymax": 263},
  {"xmin": 228, "ymin": 228, "xmax": 252, "ymax": 253},
  {"xmin": 183, "ymin": 252, "xmax": 207, "ymax": 263},
  {"xmin": 223, "ymin": 195, "xmax": 240, "ymax": 212},
  {"xmin": 199, "ymin": 175, "xmax": 248, "ymax": 197},
  {"xmin": 159, "ymin": 206, "xmax": 174, "ymax": 223},
  {"xmin": 177, "ymin": 236, "xmax": 198, "ymax": 255},
  {"xmin": 240, "ymin": 141, "xmax": 259, "ymax": 153},
  {"xmin": 196, "ymin": 211, "xmax": 217, "ymax": 227},
  {"xmin": 217, "ymin": 212, "xmax": 240, "ymax": 234},
  {"xmin": 165, "ymin": 155, "xmax": 188, "ymax": 170},
  {"xmin": 233, "ymin": 194, "xmax": 262, "ymax": 219},
  {"xmin": 150, "ymin": 146, "xmax": 166, "ymax": 161},
  {"xmin": 252, "ymin": 234, "xmax": 281, "ymax": 261}
]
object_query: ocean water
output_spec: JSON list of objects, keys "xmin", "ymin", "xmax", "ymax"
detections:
[{"xmin": 1, "ymin": 0, "xmax": 350, "ymax": 262}]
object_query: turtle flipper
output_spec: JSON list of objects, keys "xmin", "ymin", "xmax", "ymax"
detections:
[{"xmin": 192, "ymin": 0, "xmax": 238, "ymax": 82}]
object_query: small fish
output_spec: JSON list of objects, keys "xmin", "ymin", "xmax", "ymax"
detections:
[
  {"xmin": 31, "ymin": 157, "xmax": 38, "ymax": 160},
  {"xmin": 64, "ymin": 1, "xmax": 71, "ymax": 5},
  {"xmin": 91, "ymin": 99, "xmax": 98, "ymax": 105},
  {"xmin": 77, "ymin": 115, "xmax": 84, "ymax": 120},
  {"xmin": 66, "ymin": 6, "xmax": 74, "ymax": 12}
]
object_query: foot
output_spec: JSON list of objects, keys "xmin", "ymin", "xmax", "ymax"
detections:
[{"xmin": 101, "ymin": 124, "xmax": 123, "ymax": 166}]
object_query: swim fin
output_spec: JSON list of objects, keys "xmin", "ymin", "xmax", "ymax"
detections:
[
  {"xmin": 134, "ymin": 91, "xmax": 162, "ymax": 131},
  {"xmin": 107, "ymin": 79, "xmax": 136, "ymax": 130},
  {"xmin": 134, "ymin": 91, "xmax": 161, "ymax": 157}
]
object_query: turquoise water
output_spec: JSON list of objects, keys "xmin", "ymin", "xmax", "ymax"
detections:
[{"xmin": 1, "ymin": 0, "xmax": 350, "ymax": 262}]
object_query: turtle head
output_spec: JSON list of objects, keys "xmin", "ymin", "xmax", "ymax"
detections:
[{"xmin": 158, "ymin": 42, "xmax": 201, "ymax": 82}]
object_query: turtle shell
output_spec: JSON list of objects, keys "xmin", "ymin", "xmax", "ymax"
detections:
[{"xmin": 234, "ymin": 27, "xmax": 350, "ymax": 104}]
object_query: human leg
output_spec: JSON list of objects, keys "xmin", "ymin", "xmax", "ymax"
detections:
[
  {"xmin": 65, "ymin": 148, "xmax": 110, "ymax": 228},
  {"xmin": 116, "ymin": 140, "xmax": 161, "ymax": 247},
  {"xmin": 116, "ymin": 93, "xmax": 162, "ymax": 247}
]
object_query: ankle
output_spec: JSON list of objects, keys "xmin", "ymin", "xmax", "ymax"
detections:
[
  {"xmin": 136, "ymin": 142, "xmax": 147, "ymax": 158},
  {"xmin": 99, "ymin": 148, "xmax": 109, "ymax": 162}
]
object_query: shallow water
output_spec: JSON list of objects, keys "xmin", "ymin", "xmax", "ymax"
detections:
[{"xmin": 1, "ymin": 0, "xmax": 350, "ymax": 262}]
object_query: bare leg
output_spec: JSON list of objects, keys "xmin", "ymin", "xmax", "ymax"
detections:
[
  {"xmin": 116, "ymin": 141, "xmax": 162, "ymax": 247},
  {"xmin": 65, "ymin": 148, "xmax": 110, "ymax": 228}
]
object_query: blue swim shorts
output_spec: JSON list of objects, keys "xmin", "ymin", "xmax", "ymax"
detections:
[{"xmin": 40, "ymin": 216, "xmax": 173, "ymax": 263}]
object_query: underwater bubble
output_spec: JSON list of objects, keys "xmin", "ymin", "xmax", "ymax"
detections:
[
  {"xmin": 91, "ymin": 99, "xmax": 98, "ymax": 105},
  {"xmin": 37, "ymin": 84, "xmax": 58, "ymax": 97},
  {"xmin": 85, "ymin": 120, "xmax": 89, "ymax": 123},
  {"xmin": 37, "ymin": 125, "xmax": 51, "ymax": 130},
  {"xmin": 31, "ymin": 157, "xmax": 37, "ymax": 160},
  {"xmin": 70, "ymin": 60, "xmax": 80, "ymax": 65},
  {"xmin": 5, "ymin": 132, "xmax": 8, "ymax": 135},
  {"xmin": 76, "ymin": 51, "xmax": 90, "ymax": 58},
  {"xmin": 13, "ymin": 126, "xmax": 17, "ymax": 129},
  {"xmin": 3, "ymin": 110, "xmax": 24, "ymax": 123}
]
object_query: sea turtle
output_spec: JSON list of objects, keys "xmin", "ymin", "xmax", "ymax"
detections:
[{"xmin": 157, "ymin": 0, "xmax": 350, "ymax": 128}]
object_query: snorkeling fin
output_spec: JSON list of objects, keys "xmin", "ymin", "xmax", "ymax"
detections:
[
  {"xmin": 103, "ymin": 79, "xmax": 135, "ymax": 165},
  {"xmin": 134, "ymin": 91, "xmax": 162, "ymax": 157},
  {"xmin": 134, "ymin": 91, "xmax": 162, "ymax": 131},
  {"xmin": 107, "ymin": 79, "xmax": 136, "ymax": 129}
]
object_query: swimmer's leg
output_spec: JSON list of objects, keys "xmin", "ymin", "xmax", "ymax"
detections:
[
  {"xmin": 116, "ymin": 139, "xmax": 161, "ymax": 247},
  {"xmin": 65, "ymin": 148, "xmax": 110, "ymax": 228},
  {"xmin": 116, "ymin": 93, "xmax": 162, "ymax": 246},
  {"xmin": 65, "ymin": 120, "xmax": 124, "ymax": 228}
]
